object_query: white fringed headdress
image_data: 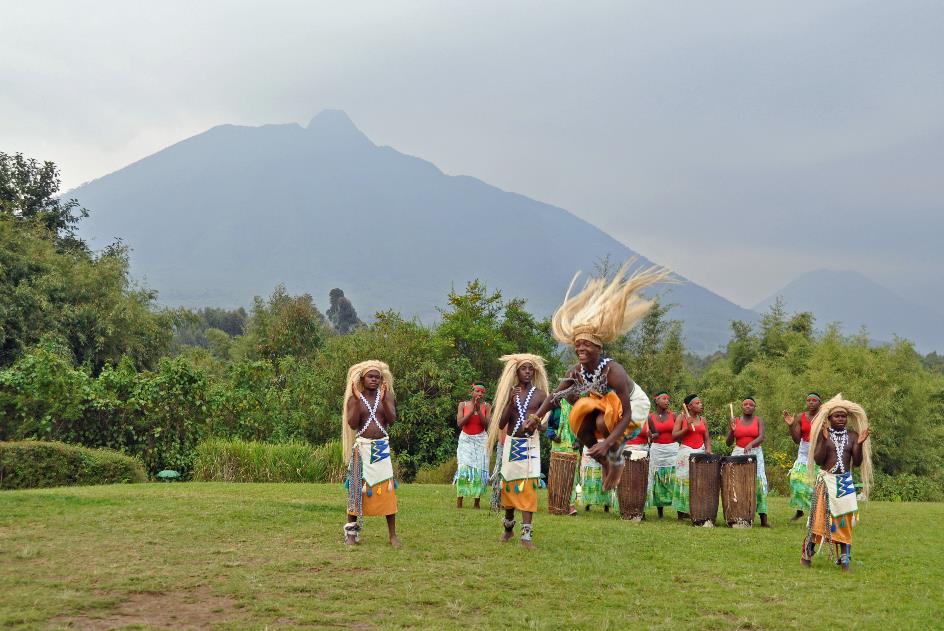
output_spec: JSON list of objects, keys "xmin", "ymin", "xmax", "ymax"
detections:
[
  {"xmin": 485, "ymin": 354, "xmax": 549, "ymax": 462},
  {"xmin": 807, "ymin": 394, "xmax": 873, "ymax": 497},
  {"xmin": 551, "ymin": 258, "xmax": 673, "ymax": 347},
  {"xmin": 341, "ymin": 360, "xmax": 395, "ymax": 464}
]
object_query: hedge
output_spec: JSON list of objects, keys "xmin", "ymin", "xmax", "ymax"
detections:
[{"xmin": 0, "ymin": 441, "xmax": 147, "ymax": 489}]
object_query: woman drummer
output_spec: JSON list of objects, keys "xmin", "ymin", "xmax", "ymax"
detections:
[
  {"xmin": 671, "ymin": 393, "xmax": 711, "ymax": 519},
  {"xmin": 725, "ymin": 397, "xmax": 770, "ymax": 527},
  {"xmin": 646, "ymin": 391, "xmax": 679, "ymax": 519}
]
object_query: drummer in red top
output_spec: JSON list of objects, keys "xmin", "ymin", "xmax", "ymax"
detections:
[
  {"xmin": 646, "ymin": 392, "xmax": 679, "ymax": 518},
  {"xmin": 671, "ymin": 394, "xmax": 711, "ymax": 519},
  {"xmin": 725, "ymin": 397, "xmax": 770, "ymax": 527}
]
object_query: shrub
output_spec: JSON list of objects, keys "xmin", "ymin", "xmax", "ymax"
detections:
[
  {"xmin": 870, "ymin": 472, "xmax": 944, "ymax": 502},
  {"xmin": 192, "ymin": 438, "xmax": 345, "ymax": 483},
  {"xmin": 414, "ymin": 457, "xmax": 458, "ymax": 484},
  {"xmin": 0, "ymin": 441, "xmax": 146, "ymax": 489}
]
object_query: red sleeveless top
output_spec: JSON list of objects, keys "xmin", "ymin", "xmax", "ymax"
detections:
[
  {"xmin": 680, "ymin": 417, "xmax": 707, "ymax": 449},
  {"xmin": 650, "ymin": 412, "xmax": 676, "ymax": 444},
  {"xmin": 626, "ymin": 420, "xmax": 649, "ymax": 446},
  {"xmin": 462, "ymin": 404, "xmax": 485, "ymax": 435},
  {"xmin": 734, "ymin": 416, "xmax": 760, "ymax": 448},
  {"xmin": 799, "ymin": 412, "xmax": 812, "ymax": 442}
]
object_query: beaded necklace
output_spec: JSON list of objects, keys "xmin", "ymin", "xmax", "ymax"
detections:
[
  {"xmin": 356, "ymin": 390, "xmax": 387, "ymax": 438},
  {"xmin": 579, "ymin": 357, "xmax": 611, "ymax": 394},
  {"xmin": 512, "ymin": 386, "xmax": 536, "ymax": 435},
  {"xmin": 827, "ymin": 428, "xmax": 848, "ymax": 473}
]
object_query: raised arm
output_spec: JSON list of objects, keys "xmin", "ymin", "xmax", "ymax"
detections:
[
  {"xmin": 532, "ymin": 369, "xmax": 578, "ymax": 418},
  {"xmin": 346, "ymin": 395, "xmax": 361, "ymax": 430},
  {"xmin": 456, "ymin": 401, "xmax": 474, "ymax": 429},
  {"xmin": 784, "ymin": 411, "xmax": 802, "ymax": 444},
  {"xmin": 852, "ymin": 427, "xmax": 870, "ymax": 466},
  {"xmin": 381, "ymin": 388, "xmax": 397, "ymax": 427},
  {"xmin": 725, "ymin": 413, "xmax": 736, "ymax": 447}
]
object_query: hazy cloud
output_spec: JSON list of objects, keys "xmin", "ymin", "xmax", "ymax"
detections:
[{"xmin": 2, "ymin": 0, "xmax": 941, "ymax": 308}]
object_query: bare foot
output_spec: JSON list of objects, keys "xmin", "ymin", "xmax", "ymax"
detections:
[
  {"xmin": 791, "ymin": 511, "xmax": 804, "ymax": 522},
  {"xmin": 345, "ymin": 535, "xmax": 358, "ymax": 546},
  {"xmin": 389, "ymin": 535, "xmax": 401, "ymax": 548},
  {"xmin": 521, "ymin": 539, "xmax": 534, "ymax": 550},
  {"xmin": 500, "ymin": 530, "xmax": 513, "ymax": 543},
  {"xmin": 602, "ymin": 461, "xmax": 624, "ymax": 491},
  {"xmin": 840, "ymin": 564, "xmax": 850, "ymax": 573},
  {"xmin": 801, "ymin": 558, "xmax": 811, "ymax": 567}
]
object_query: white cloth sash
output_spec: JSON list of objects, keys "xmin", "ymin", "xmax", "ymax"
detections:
[
  {"xmin": 821, "ymin": 470, "xmax": 858, "ymax": 517},
  {"xmin": 356, "ymin": 436, "xmax": 394, "ymax": 487},
  {"xmin": 500, "ymin": 432, "xmax": 541, "ymax": 481}
]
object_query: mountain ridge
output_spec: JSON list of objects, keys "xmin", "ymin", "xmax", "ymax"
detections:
[
  {"xmin": 753, "ymin": 269, "xmax": 942, "ymax": 352},
  {"xmin": 72, "ymin": 110, "xmax": 759, "ymax": 354}
]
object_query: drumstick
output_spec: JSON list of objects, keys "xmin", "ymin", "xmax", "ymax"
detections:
[{"xmin": 729, "ymin": 403, "xmax": 735, "ymax": 420}]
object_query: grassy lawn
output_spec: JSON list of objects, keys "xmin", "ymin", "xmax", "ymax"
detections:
[{"xmin": 0, "ymin": 483, "xmax": 941, "ymax": 630}]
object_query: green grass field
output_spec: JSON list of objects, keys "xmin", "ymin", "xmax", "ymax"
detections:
[{"xmin": 0, "ymin": 483, "xmax": 941, "ymax": 630}]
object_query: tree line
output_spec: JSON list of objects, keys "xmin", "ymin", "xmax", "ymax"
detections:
[{"xmin": 2, "ymin": 152, "xmax": 942, "ymax": 495}]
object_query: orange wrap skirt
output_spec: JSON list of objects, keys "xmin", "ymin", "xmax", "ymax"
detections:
[
  {"xmin": 569, "ymin": 391, "xmax": 639, "ymax": 441},
  {"xmin": 501, "ymin": 480, "xmax": 538, "ymax": 513}
]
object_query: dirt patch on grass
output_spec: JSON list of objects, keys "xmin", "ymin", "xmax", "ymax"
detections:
[{"xmin": 52, "ymin": 585, "xmax": 242, "ymax": 630}]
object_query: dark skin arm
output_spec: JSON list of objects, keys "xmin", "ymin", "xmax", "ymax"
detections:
[
  {"xmin": 672, "ymin": 408, "xmax": 689, "ymax": 442},
  {"xmin": 346, "ymin": 394, "xmax": 361, "ymax": 430},
  {"xmin": 783, "ymin": 411, "xmax": 802, "ymax": 444},
  {"xmin": 531, "ymin": 368, "xmax": 579, "ymax": 419},
  {"xmin": 813, "ymin": 424, "xmax": 831, "ymax": 467},
  {"xmin": 725, "ymin": 415, "xmax": 736, "ymax": 447},
  {"xmin": 380, "ymin": 385, "xmax": 396, "ymax": 428},
  {"xmin": 586, "ymin": 362, "xmax": 634, "ymax": 460},
  {"xmin": 498, "ymin": 393, "xmax": 514, "ymax": 432}
]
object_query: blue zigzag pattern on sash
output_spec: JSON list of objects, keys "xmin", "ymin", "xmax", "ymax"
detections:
[
  {"xmin": 371, "ymin": 439, "xmax": 390, "ymax": 464},
  {"xmin": 835, "ymin": 471, "xmax": 855, "ymax": 498},
  {"xmin": 509, "ymin": 437, "xmax": 529, "ymax": 462}
]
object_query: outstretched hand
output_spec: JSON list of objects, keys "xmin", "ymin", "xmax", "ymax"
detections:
[
  {"xmin": 782, "ymin": 410, "xmax": 795, "ymax": 426},
  {"xmin": 857, "ymin": 427, "xmax": 872, "ymax": 444}
]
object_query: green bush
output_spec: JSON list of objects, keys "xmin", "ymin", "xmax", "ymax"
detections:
[
  {"xmin": 871, "ymin": 473, "xmax": 944, "ymax": 502},
  {"xmin": 414, "ymin": 457, "xmax": 458, "ymax": 484},
  {"xmin": 192, "ymin": 438, "xmax": 345, "ymax": 483},
  {"xmin": 0, "ymin": 441, "xmax": 146, "ymax": 489}
]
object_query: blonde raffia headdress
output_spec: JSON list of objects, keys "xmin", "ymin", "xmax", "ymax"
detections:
[
  {"xmin": 807, "ymin": 394, "xmax": 873, "ymax": 498},
  {"xmin": 551, "ymin": 257, "xmax": 673, "ymax": 347},
  {"xmin": 485, "ymin": 354, "xmax": 550, "ymax": 464},
  {"xmin": 341, "ymin": 360, "xmax": 395, "ymax": 464}
]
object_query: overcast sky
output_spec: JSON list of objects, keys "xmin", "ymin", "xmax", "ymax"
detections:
[{"xmin": 3, "ymin": 0, "xmax": 942, "ymax": 309}]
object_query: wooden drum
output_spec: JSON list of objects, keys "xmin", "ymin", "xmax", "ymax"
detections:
[
  {"xmin": 617, "ymin": 451, "xmax": 649, "ymax": 521},
  {"xmin": 721, "ymin": 455, "xmax": 757, "ymax": 527},
  {"xmin": 689, "ymin": 453, "xmax": 722, "ymax": 526},
  {"xmin": 547, "ymin": 451, "xmax": 579, "ymax": 515}
]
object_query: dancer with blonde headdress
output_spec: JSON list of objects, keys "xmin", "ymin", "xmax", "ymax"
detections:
[
  {"xmin": 801, "ymin": 394, "xmax": 873, "ymax": 571},
  {"xmin": 486, "ymin": 354, "xmax": 549, "ymax": 548},
  {"xmin": 342, "ymin": 360, "xmax": 400, "ymax": 547},
  {"xmin": 530, "ymin": 259, "xmax": 670, "ymax": 492}
]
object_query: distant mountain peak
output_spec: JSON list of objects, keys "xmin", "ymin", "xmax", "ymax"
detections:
[{"xmin": 306, "ymin": 109, "xmax": 372, "ymax": 147}]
